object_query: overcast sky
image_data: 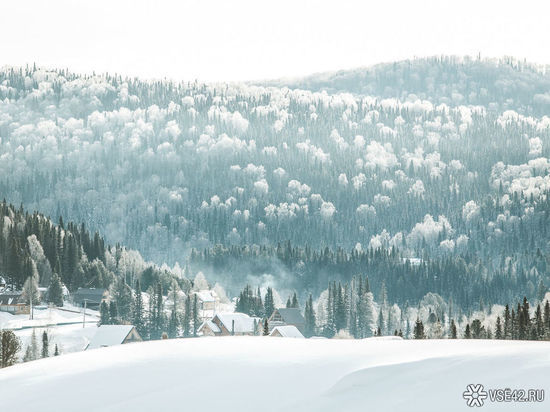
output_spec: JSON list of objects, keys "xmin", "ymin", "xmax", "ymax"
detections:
[{"xmin": 1, "ymin": 0, "xmax": 549, "ymax": 82}]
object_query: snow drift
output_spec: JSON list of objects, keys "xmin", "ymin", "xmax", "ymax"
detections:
[{"xmin": 1, "ymin": 337, "xmax": 549, "ymax": 411}]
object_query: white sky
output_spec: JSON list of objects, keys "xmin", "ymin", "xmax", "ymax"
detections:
[{"xmin": 1, "ymin": 0, "xmax": 549, "ymax": 82}]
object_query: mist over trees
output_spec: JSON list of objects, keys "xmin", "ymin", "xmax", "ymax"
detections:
[{"xmin": 1, "ymin": 56, "xmax": 550, "ymax": 310}]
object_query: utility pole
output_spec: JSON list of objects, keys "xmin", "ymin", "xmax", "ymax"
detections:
[
  {"xmin": 29, "ymin": 287, "xmax": 33, "ymax": 320},
  {"xmin": 83, "ymin": 299, "xmax": 87, "ymax": 328}
]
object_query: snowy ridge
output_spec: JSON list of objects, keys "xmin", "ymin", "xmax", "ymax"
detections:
[{"xmin": 1, "ymin": 337, "xmax": 549, "ymax": 411}]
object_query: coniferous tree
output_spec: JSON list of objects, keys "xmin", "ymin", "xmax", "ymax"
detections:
[
  {"xmin": 535, "ymin": 304, "xmax": 544, "ymax": 340},
  {"xmin": 503, "ymin": 304, "xmax": 511, "ymax": 339},
  {"xmin": 23, "ymin": 344, "xmax": 32, "ymax": 362},
  {"xmin": 413, "ymin": 318, "xmax": 425, "ymax": 339},
  {"xmin": 304, "ymin": 294, "xmax": 316, "ymax": 338},
  {"xmin": 192, "ymin": 294, "xmax": 199, "ymax": 337},
  {"xmin": 41, "ymin": 331, "xmax": 49, "ymax": 358},
  {"xmin": 112, "ymin": 277, "xmax": 134, "ymax": 322},
  {"xmin": 544, "ymin": 300, "xmax": 550, "ymax": 337},
  {"xmin": 464, "ymin": 324, "xmax": 472, "ymax": 339},
  {"xmin": 109, "ymin": 301, "xmax": 119, "ymax": 325},
  {"xmin": 0, "ymin": 330, "xmax": 22, "ymax": 368},
  {"xmin": 264, "ymin": 287, "xmax": 275, "ymax": 319},
  {"xmin": 99, "ymin": 300, "xmax": 110, "ymax": 325},
  {"xmin": 495, "ymin": 316, "xmax": 503, "ymax": 339},
  {"xmin": 450, "ymin": 319, "xmax": 457, "ymax": 339},
  {"xmin": 263, "ymin": 318, "xmax": 269, "ymax": 336},
  {"xmin": 54, "ymin": 344, "xmax": 59, "ymax": 356},
  {"xmin": 183, "ymin": 295, "xmax": 191, "ymax": 337},
  {"xmin": 291, "ymin": 292, "xmax": 299, "ymax": 309},
  {"xmin": 133, "ymin": 279, "xmax": 146, "ymax": 337},
  {"xmin": 47, "ymin": 272, "xmax": 64, "ymax": 307}
]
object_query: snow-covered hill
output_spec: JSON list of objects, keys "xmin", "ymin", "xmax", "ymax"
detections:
[{"xmin": 1, "ymin": 337, "xmax": 549, "ymax": 411}]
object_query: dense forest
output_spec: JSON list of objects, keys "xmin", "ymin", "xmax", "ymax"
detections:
[{"xmin": 1, "ymin": 56, "xmax": 550, "ymax": 314}]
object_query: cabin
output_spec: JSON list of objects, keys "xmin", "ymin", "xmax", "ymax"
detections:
[
  {"xmin": 86, "ymin": 325, "xmax": 142, "ymax": 350},
  {"xmin": 267, "ymin": 308, "xmax": 305, "ymax": 333},
  {"xmin": 0, "ymin": 291, "xmax": 29, "ymax": 315},
  {"xmin": 198, "ymin": 312, "xmax": 261, "ymax": 336},
  {"xmin": 269, "ymin": 325, "xmax": 304, "ymax": 338},
  {"xmin": 193, "ymin": 290, "xmax": 219, "ymax": 313},
  {"xmin": 72, "ymin": 288, "xmax": 109, "ymax": 309}
]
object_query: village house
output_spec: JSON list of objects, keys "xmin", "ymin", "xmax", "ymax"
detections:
[
  {"xmin": 267, "ymin": 308, "xmax": 306, "ymax": 333},
  {"xmin": 193, "ymin": 290, "xmax": 219, "ymax": 318},
  {"xmin": 198, "ymin": 312, "xmax": 261, "ymax": 336},
  {"xmin": 72, "ymin": 288, "xmax": 109, "ymax": 309},
  {"xmin": 0, "ymin": 291, "xmax": 29, "ymax": 315},
  {"xmin": 269, "ymin": 325, "xmax": 304, "ymax": 338},
  {"xmin": 86, "ymin": 325, "xmax": 142, "ymax": 350}
]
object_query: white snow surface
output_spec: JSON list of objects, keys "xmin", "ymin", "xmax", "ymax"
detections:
[{"xmin": 1, "ymin": 337, "xmax": 549, "ymax": 412}]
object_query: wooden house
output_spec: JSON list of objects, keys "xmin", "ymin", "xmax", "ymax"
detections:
[
  {"xmin": 198, "ymin": 313, "xmax": 261, "ymax": 336},
  {"xmin": 72, "ymin": 288, "xmax": 109, "ymax": 309},
  {"xmin": 86, "ymin": 325, "xmax": 142, "ymax": 350},
  {"xmin": 267, "ymin": 308, "xmax": 305, "ymax": 333},
  {"xmin": 0, "ymin": 292, "xmax": 29, "ymax": 315}
]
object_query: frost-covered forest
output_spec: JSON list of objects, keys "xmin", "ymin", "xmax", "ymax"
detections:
[{"xmin": 2, "ymin": 56, "xmax": 550, "ymax": 306}]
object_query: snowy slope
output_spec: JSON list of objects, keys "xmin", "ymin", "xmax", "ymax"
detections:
[{"xmin": 1, "ymin": 337, "xmax": 549, "ymax": 412}]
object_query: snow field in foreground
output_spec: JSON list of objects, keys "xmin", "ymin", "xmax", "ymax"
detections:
[{"xmin": 1, "ymin": 337, "xmax": 549, "ymax": 412}]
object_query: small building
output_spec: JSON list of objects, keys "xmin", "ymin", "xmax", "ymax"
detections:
[
  {"xmin": 193, "ymin": 290, "xmax": 219, "ymax": 312},
  {"xmin": 198, "ymin": 312, "xmax": 261, "ymax": 336},
  {"xmin": 86, "ymin": 325, "xmax": 142, "ymax": 350},
  {"xmin": 269, "ymin": 325, "xmax": 304, "ymax": 338},
  {"xmin": 72, "ymin": 288, "xmax": 109, "ymax": 309},
  {"xmin": 268, "ymin": 308, "xmax": 306, "ymax": 333},
  {"xmin": 0, "ymin": 291, "xmax": 29, "ymax": 315}
]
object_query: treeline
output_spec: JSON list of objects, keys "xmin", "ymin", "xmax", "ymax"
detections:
[
  {"xmin": 189, "ymin": 242, "xmax": 547, "ymax": 311},
  {"xmin": 99, "ymin": 278, "xmax": 202, "ymax": 341},
  {"xmin": 0, "ymin": 200, "xmax": 188, "ymax": 305},
  {"xmin": 0, "ymin": 200, "xmax": 110, "ymax": 290}
]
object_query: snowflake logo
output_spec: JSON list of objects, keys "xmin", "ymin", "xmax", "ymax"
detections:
[{"xmin": 463, "ymin": 384, "xmax": 488, "ymax": 407}]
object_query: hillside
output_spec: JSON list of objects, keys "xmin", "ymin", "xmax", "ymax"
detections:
[
  {"xmin": 2, "ymin": 57, "xmax": 550, "ymax": 304},
  {"xmin": 1, "ymin": 337, "xmax": 549, "ymax": 411},
  {"xmin": 261, "ymin": 56, "xmax": 550, "ymax": 115}
]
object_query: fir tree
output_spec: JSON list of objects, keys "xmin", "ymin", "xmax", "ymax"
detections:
[
  {"xmin": 109, "ymin": 301, "xmax": 119, "ymax": 325},
  {"xmin": 112, "ymin": 277, "xmax": 134, "ymax": 322},
  {"xmin": 99, "ymin": 300, "xmax": 110, "ymax": 325},
  {"xmin": 291, "ymin": 292, "xmax": 299, "ymax": 309},
  {"xmin": 464, "ymin": 324, "xmax": 472, "ymax": 339},
  {"xmin": 41, "ymin": 331, "xmax": 49, "ymax": 358},
  {"xmin": 263, "ymin": 318, "xmax": 269, "ymax": 336},
  {"xmin": 192, "ymin": 294, "xmax": 199, "ymax": 337},
  {"xmin": 413, "ymin": 318, "xmax": 425, "ymax": 339},
  {"xmin": 54, "ymin": 344, "xmax": 59, "ymax": 356},
  {"xmin": 304, "ymin": 294, "xmax": 316, "ymax": 338},
  {"xmin": 183, "ymin": 295, "xmax": 191, "ymax": 337},
  {"xmin": 47, "ymin": 272, "xmax": 64, "ymax": 307},
  {"xmin": 495, "ymin": 316, "xmax": 503, "ymax": 339},
  {"xmin": 450, "ymin": 319, "xmax": 457, "ymax": 339},
  {"xmin": 30, "ymin": 329, "xmax": 38, "ymax": 360},
  {"xmin": 264, "ymin": 287, "xmax": 275, "ymax": 319},
  {"xmin": 133, "ymin": 279, "xmax": 146, "ymax": 337}
]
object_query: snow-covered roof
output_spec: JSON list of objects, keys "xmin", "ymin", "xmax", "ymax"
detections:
[
  {"xmin": 270, "ymin": 325, "xmax": 304, "ymax": 338},
  {"xmin": 215, "ymin": 313, "xmax": 259, "ymax": 333},
  {"xmin": 199, "ymin": 320, "xmax": 221, "ymax": 333},
  {"xmin": 86, "ymin": 325, "xmax": 135, "ymax": 350},
  {"xmin": 194, "ymin": 290, "xmax": 217, "ymax": 303}
]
